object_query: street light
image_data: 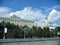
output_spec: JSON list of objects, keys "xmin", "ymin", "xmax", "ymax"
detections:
[
  {"xmin": 22, "ymin": 29, "xmax": 25, "ymax": 39},
  {"xmin": 2, "ymin": 12, "xmax": 7, "ymax": 39},
  {"xmin": 23, "ymin": 28, "xmax": 26, "ymax": 39},
  {"xmin": 23, "ymin": 26, "xmax": 27, "ymax": 39}
]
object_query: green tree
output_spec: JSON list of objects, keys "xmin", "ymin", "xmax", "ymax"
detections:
[
  {"xmin": 43, "ymin": 27, "xmax": 50, "ymax": 37},
  {"xmin": 27, "ymin": 28, "xmax": 33, "ymax": 38},
  {"xmin": 55, "ymin": 27, "xmax": 60, "ymax": 36},
  {"xmin": 55, "ymin": 27, "xmax": 60, "ymax": 32},
  {"xmin": 13, "ymin": 29, "xmax": 24, "ymax": 38},
  {"xmin": 31, "ymin": 26, "xmax": 38, "ymax": 37},
  {"xmin": 43, "ymin": 27, "xmax": 55, "ymax": 37},
  {"xmin": 22, "ymin": 25, "xmax": 30, "ymax": 38},
  {"xmin": 37, "ymin": 27, "xmax": 43, "ymax": 38}
]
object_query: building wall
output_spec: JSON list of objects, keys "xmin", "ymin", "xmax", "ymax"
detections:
[
  {"xmin": 0, "ymin": 17, "xmax": 34, "ymax": 27},
  {"xmin": 0, "ymin": 17, "xmax": 34, "ymax": 38}
]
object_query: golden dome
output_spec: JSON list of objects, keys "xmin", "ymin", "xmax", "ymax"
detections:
[
  {"xmin": 10, "ymin": 14, "xmax": 17, "ymax": 18},
  {"xmin": 10, "ymin": 14, "xmax": 20, "ymax": 19}
]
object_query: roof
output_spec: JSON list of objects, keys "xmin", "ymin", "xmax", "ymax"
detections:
[
  {"xmin": 10, "ymin": 14, "xmax": 20, "ymax": 19},
  {"xmin": 0, "ymin": 17, "xmax": 34, "ymax": 23}
]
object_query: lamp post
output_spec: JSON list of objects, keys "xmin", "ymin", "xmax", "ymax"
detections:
[
  {"xmin": 23, "ymin": 27, "xmax": 27, "ymax": 39},
  {"xmin": 22, "ymin": 27, "xmax": 25, "ymax": 39},
  {"xmin": 3, "ymin": 12, "xmax": 7, "ymax": 39},
  {"xmin": 23, "ymin": 28, "xmax": 26, "ymax": 39},
  {"xmin": 3, "ymin": 16, "xmax": 5, "ymax": 39},
  {"xmin": 23, "ymin": 28, "xmax": 27, "ymax": 39}
]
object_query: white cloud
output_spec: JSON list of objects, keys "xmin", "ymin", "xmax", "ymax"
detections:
[
  {"xmin": 44, "ymin": 5, "xmax": 60, "ymax": 12},
  {"xmin": 10, "ymin": 7, "xmax": 46, "ymax": 21},
  {"xmin": 37, "ymin": 9, "xmax": 60, "ymax": 27},
  {"xmin": 0, "ymin": 7, "xmax": 11, "ymax": 17},
  {"xmin": 10, "ymin": 7, "xmax": 60, "ymax": 27},
  {"xmin": 48, "ymin": 9, "xmax": 60, "ymax": 22},
  {"xmin": 0, "ymin": 6, "xmax": 60, "ymax": 27},
  {"xmin": 53, "ymin": 23, "xmax": 60, "ymax": 27}
]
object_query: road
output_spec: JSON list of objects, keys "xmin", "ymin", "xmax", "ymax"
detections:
[{"xmin": 0, "ymin": 38, "xmax": 60, "ymax": 45}]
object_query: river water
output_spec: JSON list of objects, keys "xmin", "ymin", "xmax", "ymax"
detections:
[{"xmin": 0, "ymin": 40, "xmax": 60, "ymax": 45}]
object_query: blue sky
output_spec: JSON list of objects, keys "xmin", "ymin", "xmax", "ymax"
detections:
[
  {"xmin": 0, "ymin": 0, "xmax": 60, "ymax": 26},
  {"xmin": 0, "ymin": 0, "xmax": 60, "ymax": 11}
]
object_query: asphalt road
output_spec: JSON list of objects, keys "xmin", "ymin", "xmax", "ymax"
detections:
[{"xmin": 0, "ymin": 38, "xmax": 60, "ymax": 45}]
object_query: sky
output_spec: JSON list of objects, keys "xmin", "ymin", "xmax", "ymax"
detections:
[{"xmin": 0, "ymin": 0, "xmax": 60, "ymax": 26}]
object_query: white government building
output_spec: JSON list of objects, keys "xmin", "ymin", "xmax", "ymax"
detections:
[{"xmin": 0, "ymin": 14, "xmax": 34, "ymax": 27}]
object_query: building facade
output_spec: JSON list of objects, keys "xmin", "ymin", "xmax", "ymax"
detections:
[
  {"xmin": 0, "ymin": 14, "xmax": 34, "ymax": 38},
  {"xmin": 0, "ymin": 14, "xmax": 34, "ymax": 27}
]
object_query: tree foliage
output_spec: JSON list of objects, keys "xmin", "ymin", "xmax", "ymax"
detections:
[{"xmin": 0, "ymin": 21, "xmax": 58, "ymax": 39}]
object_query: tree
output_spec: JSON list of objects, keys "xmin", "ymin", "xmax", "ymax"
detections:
[
  {"xmin": 12, "ymin": 25, "xmax": 24, "ymax": 38},
  {"xmin": 13, "ymin": 29, "xmax": 24, "ymax": 38},
  {"xmin": 27, "ymin": 28, "xmax": 33, "ymax": 38},
  {"xmin": 32, "ymin": 26, "xmax": 37, "ymax": 31},
  {"xmin": 43, "ymin": 27, "xmax": 50, "ymax": 37},
  {"xmin": 22, "ymin": 25, "xmax": 30, "ymax": 38},
  {"xmin": 43, "ymin": 27, "xmax": 55, "ymax": 37},
  {"xmin": 37, "ymin": 27, "xmax": 43, "ymax": 38},
  {"xmin": 31, "ymin": 26, "xmax": 38, "ymax": 37},
  {"xmin": 0, "ymin": 22, "xmax": 4, "ymax": 39},
  {"xmin": 0, "ymin": 21, "xmax": 24, "ymax": 38},
  {"xmin": 55, "ymin": 27, "xmax": 60, "ymax": 32},
  {"xmin": 55, "ymin": 27, "xmax": 60, "ymax": 37}
]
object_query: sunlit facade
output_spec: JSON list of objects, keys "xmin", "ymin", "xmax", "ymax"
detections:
[{"xmin": 0, "ymin": 14, "xmax": 34, "ymax": 27}]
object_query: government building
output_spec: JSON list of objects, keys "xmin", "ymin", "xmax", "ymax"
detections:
[
  {"xmin": 0, "ymin": 14, "xmax": 34, "ymax": 27},
  {"xmin": 0, "ymin": 14, "xmax": 34, "ymax": 38}
]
